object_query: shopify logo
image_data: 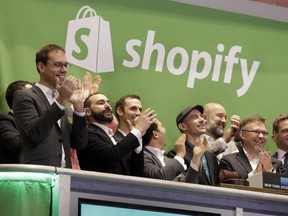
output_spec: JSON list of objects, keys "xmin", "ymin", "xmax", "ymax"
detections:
[
  {"xmin": 123, "ymin": 30, "xmax": 260, "ymax": 97},
  {"xmin": 65, "ymin": 5, "xmax": 114, "ymax": 73}
]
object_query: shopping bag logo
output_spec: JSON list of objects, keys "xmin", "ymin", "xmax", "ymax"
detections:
[{"xmin": 65, "ymin": 5, "xmax": 114, "ymax": 73}]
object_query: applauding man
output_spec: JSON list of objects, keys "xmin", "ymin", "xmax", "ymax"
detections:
[{"xmin": 13, "ymin": 44, "xmax": 87, "ymax": 168}]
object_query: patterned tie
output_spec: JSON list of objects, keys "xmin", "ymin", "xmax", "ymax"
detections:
[
  {"xmin": 284, "ymin": 152, "xmax": 288, "ymax": 174},
  {"xmin": 201, "ymin": 155, "xmax": 211, "ymax": 183}
]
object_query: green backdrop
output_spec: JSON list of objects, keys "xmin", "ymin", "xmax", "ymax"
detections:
[{"xmin": 1, "ymin": 0, "xmax": 288, "ymax": 153}]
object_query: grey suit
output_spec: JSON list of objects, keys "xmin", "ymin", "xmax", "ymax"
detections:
[
  {"xmin": 143, "ymin": 148, "xmax": 199, "ymax": 183},
  {"xmin": 219, "ymin": 147, "xmax": 285, "ymax": 179},
  {"xmin": 167, "ymin": 141, "xmax": 219, "ymax": 185},
  {"xmin": 13, "ymin": 86, "xmax": 87, "ymax": 168}
]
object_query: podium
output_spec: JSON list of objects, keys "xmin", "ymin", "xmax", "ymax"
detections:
[{"xmin": 248, "ymin": 172, "xmax": 288, "ymax": 192}]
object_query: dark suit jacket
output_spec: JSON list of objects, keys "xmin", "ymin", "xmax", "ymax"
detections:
[
  {"xmin": 13, "ymin": 86, "xmax": 87, "ymax": 168},
  {"xmin": 77, "ymin": 124, "xmax": 143, "ymax": 175},
  {"xmin": 143, "ymin": 148, "xmax": 199, "ymax": 183},
  {"xmin": 113, "ymin": 130, "xmax": 125, "ymax": 142},
  {"xmin": 219, "ymin": 147, "xmax": 285, "ymax": 179},
  {"xmin": 167, "ymin": 141, "xmax": 219, "ymax": 185},
  {"xmin": 0, "ymin": 112, "xmax": 21, "ymax": 163}
]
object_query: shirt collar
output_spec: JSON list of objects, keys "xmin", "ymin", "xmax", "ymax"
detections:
[
  {"xmin": 242, "ymin": 147, "xmax": 259, "ymax": 160},
  {"xmin": 117, "ymin": 129, "xmax": 127, "ymax": 137},
  {"xmin": 145, "ymin": 146, "xmax": 165, "ymax": 157},
  {"xmin": 277, "ymin": 149, "xmax": 287, "ymax": 160},
  {"xmin": 35, "ymin": 83, "xmax": 58, "ymax": 99},
  {"xmin": 92, "ymin": 122, "xmax": 113, "ymax": 136}
]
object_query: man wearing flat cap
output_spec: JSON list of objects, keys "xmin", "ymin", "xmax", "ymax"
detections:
[{"xmin": 167, "ymin": 105, "xmax": 220, "ymax": 185}]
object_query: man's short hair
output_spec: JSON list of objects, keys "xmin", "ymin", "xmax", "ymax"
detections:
[
  {"xmin": 35, "ymin": 44, "xmax": 65, "ymax": 73},
  {"xmin": 114, "ymin": 94, "xmax": 140, "ymax": 119},
  {"xmin": 272, "ymin": 114, "xmax": 288, "ymax": 133},
  {"xmin": 240, "ymin": 115, "xmax": 266, "ymax": 131},
  {"xmin": 5, "ymin": 80, "xmax": 33, "ymax": 109},
  {"xmin": 142, "ymin": 122, "xmax": 158, "ymax": 147}
]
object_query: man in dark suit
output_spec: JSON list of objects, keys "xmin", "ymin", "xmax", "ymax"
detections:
[
  {"xmin": 167, "ymin": 105, "xmax": 220, "ymax": 185},
  {"xmin": 114, "ymin": 94, "xmax": 142, "ymax": 142},
  {"xmin": 142, "ymin": 119, "xmax": 207, "ymax": 183},
  {"xmin": 271, "ymin": 114, "xmax": 288, "ymax": 175},
  {"xmin": 77, "ymin": 92, "xmax": 156, "ymax": 175},
  {"xmin": 13, "ymin": 44, "xmax": 87, "ymax": 168},
  {"xmin": 219, "ymin": 115, "xmax": 284, "ymax": 180},
  {"xmin": 0, "ymin": 80, "xmax": 32, "ymax": 163}
]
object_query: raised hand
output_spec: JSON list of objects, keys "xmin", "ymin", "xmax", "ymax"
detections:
[
  {"xmin": 192, "ymin": 137, "xmax": 208, "ymax": 169},
  {"xmin": 259, "ymin": 151, "xmax": 273, "ymax": 172},
  {"xmin": 133, "ymin": 108, "xmax": 157, "ymax": 136},
  {"xmin": 69, "ymin": 77, "xmax": 84, "ymax": 112},
  {"xmin": 83, "ymin": 72, "xmax": 92, "ymax": 99},
  {"xmin": 57, "ymin": 76, "xmax": 78, "ymax": 105},
  {"xmin": 91, "ymin": 74, "xmax": 101, "ymax": 94},
  {"xmin": 223, "ymin": 115, "xmax": 240, "ymax": 143},
  {"xmin": 174, "ymin": 134, "xmax": 186, "ymax": 158}
]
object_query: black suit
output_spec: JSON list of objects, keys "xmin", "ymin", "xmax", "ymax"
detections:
[
  {"xmin": 167, "ymin": 141, "xmax": 219, "ymax": 185},
  {"xmin": 113, "ymin": 130, "xmax": 125, "ymax": 143},
  {"xmin": 0, "ymin": 112, "xmax": 21, "ymax": 163},
  {"xmin": 13, "ymin": 86, "xmax": 87, "ymax": 168},
  {"xmin": 219, "ymin": 147, "xmax": 285, "ymax": 179},
  {"xmin": 77, "ymin": 124, "xmax": 143, "ymax": 175}
]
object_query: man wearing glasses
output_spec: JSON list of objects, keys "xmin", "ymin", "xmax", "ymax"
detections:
[
  {"xmin": 219, "ymin": 115, "xmax": 284, "ymax": 180},
  {"xmin": 13, "ymin": 44, "xmax": 87, "ymax": 168}
]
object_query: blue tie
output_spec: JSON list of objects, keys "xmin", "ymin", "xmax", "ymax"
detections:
[
  {"xmin": 284, "ymin": 153, "xmax": 288, "ymax": 174},
  {"xmin": 201, "ymin": 155, "xmax": 211, "ymax": 183}
]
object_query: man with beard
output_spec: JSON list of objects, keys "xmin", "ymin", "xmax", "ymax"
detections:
[
  {"xmin": 77, "ymin": 93, "xmax": 156, "ymax": 175},
  {"xmin": 114, "ymin": 94, "xmax": 142, "ymax": 142},
  {"xmin": 219, "ymin": 115, "xmax": 284, "ymax": 180},
  {"xmin": 203, "ymin": 103, "xmax": 241, "ymax": 160}
]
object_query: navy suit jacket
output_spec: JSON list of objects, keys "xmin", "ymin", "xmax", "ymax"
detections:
[
  {"xmin": 167, "ymin": 141, "xmax": 219, "ymax": 185},
  {"xmin": 219, "ymin": 147, "xmax": 285, "ymax": 179},
  {"xmin": 13, "ymin": 86, "xmax": 87, "ymax": 168},
  {"xmin": 0, "ymin": 112, "xmax": 21, "ymax": 163},
  {"xmin": 77, "ymin": 124, "xmax": 143, "ymax": 175}
]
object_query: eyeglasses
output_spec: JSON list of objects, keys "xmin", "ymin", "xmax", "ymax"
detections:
[
  {"xmin": 241, "ymin": 129, "xmax": 269, "ymax": 136},
  {"xmin": 46, "ymin": 62, "xmax": 71, "ymax": 69}
]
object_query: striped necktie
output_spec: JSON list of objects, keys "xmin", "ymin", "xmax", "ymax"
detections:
[{"xmin": 284, "ymin": 152, "xmax": 288, "ymax": 174}]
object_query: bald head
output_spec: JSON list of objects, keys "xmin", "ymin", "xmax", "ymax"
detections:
[{"xmin": 204, "ymin": 103, "xmax": 227, "ymax": 139}]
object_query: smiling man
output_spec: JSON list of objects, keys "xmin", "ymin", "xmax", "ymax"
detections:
[
  {"xmin": 13, "ymin": 44, "xmax": 87, "ymax": 168},
  {"xmin": 203, "ymin": 103, "xmax": 241, "ymax": 160},
  {"xmin": 219, "ymin": 115, "xmax": 284, "ymax": 180},
  {"xmin": 114, "ymin": 94, "xmax": 142, "ymax": 142},
  {"xmin": 77, "ymin": 92, "xmax": 156, "ymax": 175},
  {"xmin": 167, "ymin": 105, "xmax": 219, "ymax": 185}
]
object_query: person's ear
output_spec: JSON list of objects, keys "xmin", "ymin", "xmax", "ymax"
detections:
[
  {"xmin": 152, "ymin": 130, "xmax": 158, "ymax": 139},
  {"xmin": 239, "ymin": 130, "xmax": 245, "ymax": 140},
  {"xmin": 37, "ymin": 62, "xmax": 45, "ymax": 73},
  {"xmin": 116, "ymin": 107, "xmax": 124, "ymax": 117},
  {"xmin": 271, "ymin": 131, "xmax": 277, "ymax": 142},
  {"xmin": 84, "ymin": 107, "xmax": 91, "ymax": 116},
  {"xmin": 178, "ymin": 123, "xmax": 186, "ymax": 131}
]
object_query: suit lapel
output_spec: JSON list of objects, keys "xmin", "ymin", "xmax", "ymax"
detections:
[
  {"xmin": 89, "ymin": 124, "xmax": 114, "ymax": 145},
  {"xmin": 32, "ymin": 86, "xmax": 51, "ymax": 108},
  {"xmin": 144, "ymin": 148, "xmax": 163, "ymax": 168},
  {"xmin": 236, "ymin": 149, "xmax": 253, "ymax": 173}
]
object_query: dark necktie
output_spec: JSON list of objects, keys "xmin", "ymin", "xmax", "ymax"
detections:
[
  {"xmin": 284, "ymin": 152, "xmax": 288, "ymax": 173},
  {"xmin": 201, "ymin": 154, "xmax": 211, "ymax": 184}
]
